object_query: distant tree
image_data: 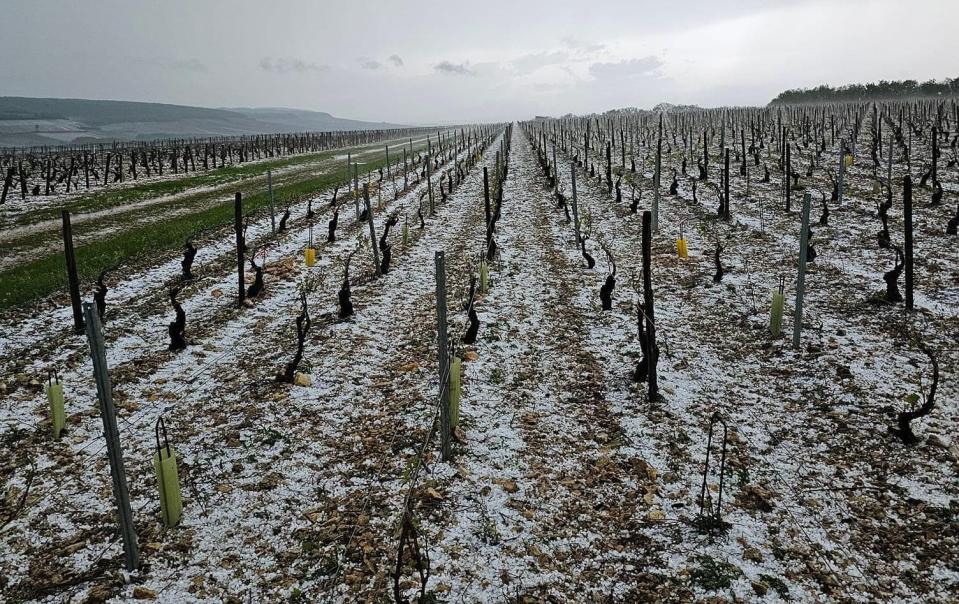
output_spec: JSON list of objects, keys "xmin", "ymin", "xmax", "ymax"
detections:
[{"xmin": 770, "ymin": 77, "xmax": 959, "ymax": 104}]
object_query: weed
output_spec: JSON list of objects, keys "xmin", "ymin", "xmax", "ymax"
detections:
[
  {"xmin": 759, "ymin": 574, "xmax": 790, "ymax": 599},
  {"xmin": 689, "ymin": 555, "xmax": 741, "ymax": 591}
]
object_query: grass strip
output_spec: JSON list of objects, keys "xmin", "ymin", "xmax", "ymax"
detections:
[{"xmin": 0, "ymin": 147, "xmax": 411, "ymax": 310}]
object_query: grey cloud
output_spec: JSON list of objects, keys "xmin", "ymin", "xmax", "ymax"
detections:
[
  {"xmin": 259, "ymin": 57, "xmax": 327, "ymax": 74},
  {"xmin": 511, "ymin": 51, "xmax": 568, "ymax": 74},
  {"xmin": 434, "ymin": 60, "xmax": 476, "ymax": 76},
  {"xmin": 388, "ymin": 54, "xmax": 404, "ymax": 67},
  {"xmin": 561, "ymin": 35, "xmax": 605, "ymax": 53},
  {"xmin": 360, "ymin": 58, "xmax": 383, "ymax": 70},
  {"xmin": 137, "ymin": 57, "xmax": 208, "ymax": 72},
  {"xmin": 166, "ymin": 58, "xmax": 207, "ymax": 72},
  {"xmin": 589, "ymin": 56, "xmax": 663, "ymax": 79}
]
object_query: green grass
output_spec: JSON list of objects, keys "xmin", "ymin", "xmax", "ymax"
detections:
[
  {"xmin": 4, "ymin": 147, "xmax": 361, "ymax": 226},
  {"xmin": 2, "ymin": 132, "xmax": 427, "ymax": 227},
  {"xmin": 0, "ymin": 148, "xmax": 361, "ymax": 255},
  {"xmin": 689, "ymin": 555, "xmax": 741, "ymax": 592},
  {"xmin": 0, "ymin": 149, "xmax": 404, "ymax": 310}
]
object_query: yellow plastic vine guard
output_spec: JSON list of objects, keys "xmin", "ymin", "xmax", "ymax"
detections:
[
  {"xmin": 450, "ymin": 357, "xmax": 462, "ymax": 429},
  {"xmin": 769, "ymin": 276, "xmax": 786, "ymax": 337},
  {"xmin": 153, "ymin": 417, "xmax": 183, "ymax": 528},
  {"xmin": 305, "ymin": 224, "xmax": 316, "ymax": 267},
  {"xmin": 844, "ymin": 154, "xmax": 854, "ymax": 167},
  {"xmin": 479, "ymin": 260, "xmax": 489, "ymax": 293},
  {"xmin": 45, "ymin": 370, "xmax": 65, "ymax": 439},
  {"xmin": 677, "ymin": 220, "xmax": 689, "ymax": 259}
]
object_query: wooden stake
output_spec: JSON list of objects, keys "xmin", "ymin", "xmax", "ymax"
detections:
[
  {"xmin": 84, "ymin": 303, "xmax": 139, "ymax": 571},
  {"xmin": 62, "ymin": 210, "xmax": 84, "ymax": 333},
  {"xmin": 267, "ymin": 170, "xmax": 276, "ymax": 235},
  {"xmin": 234, "ymin": 192, "xmax": 245, "ymax": 307},
  {"xmin": 571, "ymin": 162, "xmax": 582, "ymax": 245},
  {"xmin": 793, "ymin": 192, "xmax": 811, "ymax": 349},
  {"xmin": 435, "ymin": 251, "xmax": 452, "ymax": 461},
  {"xmin": 642, "ymin": 211, "xmax": 658, "ymax": 399},
  {"xmin": 904, "ymin": 175, "xmax": 914, "ymax": 310},
  {"xmin": 723, "ymin": 148, "xmax": 730, "ymax": 220},
  {"xmin": 363, "ymin": 184, "xmax": 381, "ymax": 277}
]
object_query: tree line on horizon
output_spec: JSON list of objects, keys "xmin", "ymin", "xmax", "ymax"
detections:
[{"xmin": 771, "ymin": 77, "xmax": 959, "ymax": 104}]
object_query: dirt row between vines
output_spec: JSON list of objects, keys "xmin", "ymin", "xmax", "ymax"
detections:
[
  {"xmin": 539, "ymin": 122, "xmax": 957, "ymax": 602},
  {"xmin": 0, "ymin": 133, "xmax": 500, "ymax": 601}
]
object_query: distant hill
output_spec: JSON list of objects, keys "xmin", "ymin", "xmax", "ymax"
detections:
[{"xmin": 0, "ymin": 97, "xmax": 408, "ymax": 147}]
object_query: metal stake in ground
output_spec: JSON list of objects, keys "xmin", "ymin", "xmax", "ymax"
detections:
[
  {"xmin": 642, "ymin": 210, "xmax": 658, "ymax": 399},
  {"xmin": 887, "ymin": 132, "xmax": 893, "ymax": 209},
  {"xmin": 83, "ymin": 302, "xmax": 138, "ymax": 571},
  {"xmin": 426, "ymin": 154, "xmax": 434, "ymax": 215},
  {"xmin": 434, "ymin": 251, "xmax": 452, "ymax": 461},
  {"xmin": 267, "ymin": 170, "xmax": 276, "ymax": 235},
  {"xmin": 903, "ymin": 174, "xmax": 914, "ymax": 310},
  {"xmin": 837, "ymin": 139, "xmax": 846, "ymax": 206},
  {"xmin": 346, "ymin": 152, "xmax": 352, "ymax": 197},
  {"xmin": 483, "ymin": 167, "xmax": 491, "ymax": 234},
  {"xmin": 793, "ymin": 192, "xmax": 811, "ymax": 349},
  {"xmin": 62, "ymin": 210, "xmax": 84, "ymax": 333},
  {"xmin": 723, "ymin": 148, "xmax": 731, "ymax": 220},
  {"xmin": 653, "ymin": 116, "xmax": 662, "ymax": 232},
  {"xmin": 353, "ymin": 162, "xmax": 360, "ymax": 220},
  {"xmin": 552, "ymin": 144, "xmax": 558, "ymax": 194},
  {"xmin": 363, "ymin": 184, "xmax": 381, "ymax": 278},
  {"xmin": 570, "ymin": 161, "xmax": 582, "ymax": 245},
  {"xmin": 234, "ymin": 192, "xmax": 245, "ymax": 307}
]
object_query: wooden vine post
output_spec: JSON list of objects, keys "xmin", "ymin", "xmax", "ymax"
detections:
[
  {"xmin": 642, "ymin": 211, "xmax": 658, "ymax": 399},
  {"xmin": 435, "ymin": 251, "xmax": 452, "ymax": 461},
  {"xmin": 426, "ymin": 153, "xmax": 434, "ymax": 215},
  {"xmin": 61, "ymin": 210, "xmax": 85, "ymax": 333},
  {"xmin": 385, "ymin": 145, "xmax": 392, "ymax": 183},
  {"xmin": 1, "ymin": 166, "xmax": 13, "ymax": 204},
  {"xmin": 785, "ymin": 138, "xmax": 791, "ymax": 212},
  {"xmin": 267, "ymin": 169, "xmax": 276, "ymax": 234},
  {"xmin": 931, "ymin": 127, "xmax": 938, "ymax": 185},
  {"xmin": 353, "ymin": 162, "xmax": 360, "ymax": 219},
  {"xmin": 837, "ymin": 139, "xmax": 846, "ymax": 205},
  {"xmin": 723, "ymin": 148, "xmax": 731, "ymax": 220},
  {"xmin": 571, "ymin": 162, "xmax": 582, "ymax": 245},
  {"xmin": 483, "ymin": 167, "xmax": 491, "ymax": 235},
  {"xmin": 904, "ymin": 175, "xmax": 914, "ymax": 309},
  {"xmin": 605, "ymin": 141, "xmax": 612, "ymax": 191},
  {"xmin": 363, "ymin": 184, "xmax": 381, "ymax": 277},
  {"xmin": 703, "ymin": 129, "xmax": 709, "ymax": 177},
  {"xmin": 740, "ymin": 128, "xmax": 746, "ymax": 177},
  {"xmin": 84, "ymin": 302, "xmax": 139, "ymax": 571},
  {"xmin": 886, "ymin": 132, "xmax": 893, "ymax": 209},
  {"xmin": 234, "ymin": 192, "xmax": 245, "ymax": 307},
  {"xmin": 653, "ymin": 116, "xmax": 662, "ymax": 232},
  {"xmin": 552, "ymin": 144, "xmax": 558, "ymax": 194},
  {"xmin": 793, "ymin": 192, "xmax": 811, "ymax": 349}
]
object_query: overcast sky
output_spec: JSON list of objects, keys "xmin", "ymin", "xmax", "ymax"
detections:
[{"xmin": 2, "ymin": 0, "xmax": 956, "ymax": 124}]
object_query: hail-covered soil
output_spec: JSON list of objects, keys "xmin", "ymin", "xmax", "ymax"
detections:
[{"xmin": 0, "ymin": 121, "xmax": 956, "ymax": 603}]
